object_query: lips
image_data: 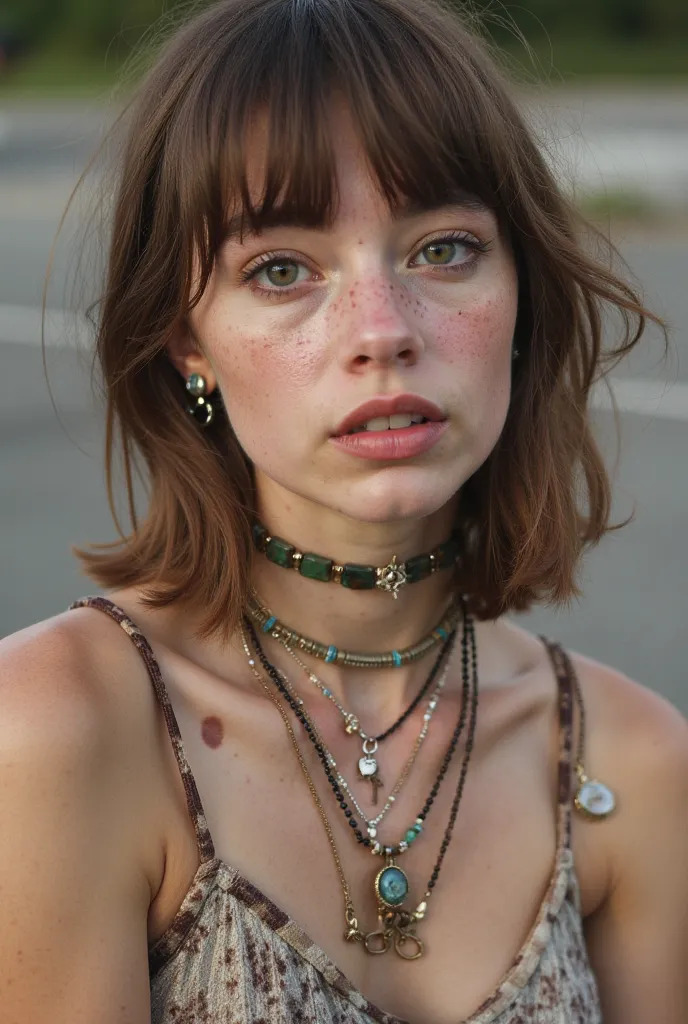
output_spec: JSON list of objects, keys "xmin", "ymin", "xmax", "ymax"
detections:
[{"xmin": 333, "ymin": 395, "xmax": 445, "ymax": 437}]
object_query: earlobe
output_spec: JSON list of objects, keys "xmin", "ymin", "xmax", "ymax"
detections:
[{"xmin": 166, "ymin": 324, "xmax": 218, "ymax": 393}]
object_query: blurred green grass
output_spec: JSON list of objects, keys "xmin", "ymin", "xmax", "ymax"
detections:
[
  {"xmin": 1, "ymin": 33, "xmax": 687, "ymax": 97},
  {"xmin": 0, "ymin": 49, "xmax": 125, "ymax": 95},
  {"xmin": 504, "ymin": 34, "xmax": 688, "ymax": 82}
]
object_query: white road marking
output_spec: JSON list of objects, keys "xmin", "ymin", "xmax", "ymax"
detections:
[
  {"xmin": 1, "ymin": 303, "xmax": 687, "ymax": 422},
  {"xmin": 590, "ymin": 377, "xmax": 688, "ymax": 421},
  {"xmin": 0, "ymin": 303, "xmax": 91, "ymax": 348}
]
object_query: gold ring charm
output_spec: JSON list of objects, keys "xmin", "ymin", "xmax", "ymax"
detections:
[
  {"xmin": 394, "ymin": 929, "xmax": 424, "ymax": 961},
  {"xmin": 364, "ymin": 929, "xmax": 392, "ymax": 955}
]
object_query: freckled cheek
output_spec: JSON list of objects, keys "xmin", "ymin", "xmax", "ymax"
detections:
[
  {"xmin": 428, "ymin": 292, "xmax": 517, "ymax": 373},
  {"xmin": 202, "ymin": 312, "xmax": 324, "ymax": 435}
]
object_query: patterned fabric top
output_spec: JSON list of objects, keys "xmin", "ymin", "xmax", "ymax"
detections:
[{"xmin": 70, "ymin": 596, "xmax": 602, "ymax": 1023}]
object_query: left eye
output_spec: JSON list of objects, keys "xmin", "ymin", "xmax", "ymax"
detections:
[
  {"xmin": 413, "ymin": 239, "xmax": 472, "ymax": 267},
  {"xmin": 253, "ymin": 259, "xmax": 311, "ymax": 288}
]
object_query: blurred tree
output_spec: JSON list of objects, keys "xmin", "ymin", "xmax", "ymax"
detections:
[
  {"xmin": 0, "ymin": 0, "xmax": 64, "ymax": 44},
  {"xmin": 0, "ymin": 0, "xmax": 685, "ymax": 55}
]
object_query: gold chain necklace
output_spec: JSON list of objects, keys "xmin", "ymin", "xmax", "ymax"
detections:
[
  {"xmin": 241, "ymin": 625, "xmax": 364, "ymax": 941},
  {"xmin": 265, "ymin": 637, "xmax": 456, "ymax": 838},
  {"xmin": 241, "ymin": 618, "xmax": 479, "ymax": 960}
]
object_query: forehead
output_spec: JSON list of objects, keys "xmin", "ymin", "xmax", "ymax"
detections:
[{"xmin": 230, "ymin": 100, "xmax": 490, "ymax": 239}]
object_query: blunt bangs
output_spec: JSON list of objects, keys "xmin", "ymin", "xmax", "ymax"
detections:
[{"xmin": 164, "ymin": 0, "xmax": 510, "ymax": 302}]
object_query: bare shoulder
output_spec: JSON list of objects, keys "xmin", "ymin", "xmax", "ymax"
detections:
[
  {"xmin": 0, "ymin": 606, "xmax": 167, "ymax": 896},
  {"xmin": 568, "ymin": 649, "xmax": 688, "ymax": 791},
  {"xmin": 1, "ymin": 605, "xmax": 156, "ymax": 745},
  {"xmin": 567, "ymin": 651, "xmax": 687, "ymax": 903},
  {"xmin": 0, "ymin": 608, "xmax": 162, "ymax": 1022},
  {"xmin": 556, "ymin": 659, "xmax": 688, "ymax": 1020}
]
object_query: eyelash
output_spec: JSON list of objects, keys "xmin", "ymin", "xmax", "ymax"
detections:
[{"xmin": 239, "ymin": 230, "xmax": 493, "ymax": 299}]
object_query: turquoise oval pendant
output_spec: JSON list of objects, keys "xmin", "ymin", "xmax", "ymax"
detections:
[{"xmin": 375, "ymin": 864, "xmax": 409, "ymax": 908}]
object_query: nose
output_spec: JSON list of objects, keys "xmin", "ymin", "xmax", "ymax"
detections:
[{"xmin": 336, "ymin": 280, "xmax": 424, "ymax": 374}]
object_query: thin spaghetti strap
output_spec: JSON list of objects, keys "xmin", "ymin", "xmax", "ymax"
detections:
[
  {"xmin": 539, "ymin": 637, "xmax": 576, "ymax": 851},
  {"xmin": 69, "ymin": 596, "xmax": 216, "ymax": 863}
]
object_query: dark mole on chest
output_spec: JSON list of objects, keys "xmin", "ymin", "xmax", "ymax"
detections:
[{"xmin": 201, "ymin": 715, "xmax": 224, "ymax": 749}]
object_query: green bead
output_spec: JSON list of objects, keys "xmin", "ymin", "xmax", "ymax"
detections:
[
  {"xmin": 341, "ymin": 564, "xmax": 377, "ymax": 590},
  {"xmin": 377, "ymin": 866, "xmax": 409, "ymax": 907},
  {"xmin": 300, "ymin": 553, "xmax": 334, "ymax": 582},
  {"xmin": 405, "ymin": 829, "xmax": 418, "ymax": 845},
  {"xmin": 252, "ymin": 522, "xmax": 268, "ymax": 552},
  {"xmin": 436, "ymin": 535, "xmax": 461, "ymax": 570},
  {"xmin": 266, "ymin": 536, "xmax": 295, "ymax": 568},
  {"xmin": 405, "ymin": 554, "xmax": 432, "ymax": 583}
]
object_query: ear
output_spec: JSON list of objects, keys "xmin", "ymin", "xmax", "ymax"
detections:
[{"xmin": 166, "ymin": 322, "xmax": 218, "ymax": 393}]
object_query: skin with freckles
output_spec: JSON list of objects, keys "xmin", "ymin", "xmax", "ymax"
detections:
[{"xmin": 176, "ymin": 105, "xmax": 518, "ymax": 537}]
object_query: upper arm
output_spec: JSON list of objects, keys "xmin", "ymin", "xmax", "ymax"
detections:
[
  {"xmin": 0, "ymin": 619, "xmax": 154, "ymax": 1024},
  {"xmin": 581, "ymin": 670, "xmax": 688, "ymax": 1024}
]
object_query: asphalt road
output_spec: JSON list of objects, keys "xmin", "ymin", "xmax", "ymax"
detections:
[{"xmin": 1, "ymin": 97, "xmax": 686, "ymax": 715}]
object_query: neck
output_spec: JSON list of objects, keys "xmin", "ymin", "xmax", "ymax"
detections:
[{"xmin": 249, "ymin": 492, "xmax": 462, "ymax": 723}]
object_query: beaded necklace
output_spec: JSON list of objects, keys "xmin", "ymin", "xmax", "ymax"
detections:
[
  {"xmin": 252, "ymin": 521, "xmax": 462, "ymax": 599},
  {"xmin": 265, "ymin": 618, "xmax": 455, "ymax": 803},
  {"xmin": 268, "ymin": 635, "xmax": 456, "ymax": 835},
  {"xmin": 246, "ymin": 590, "xmax": 461, "ymax": 668},
  {"xmin": 242, "ymin": 611, "xmax": 479, "ymax": 960},
  {"xmin": 244, "ymin": 618, "xmax": 458, "ymax": 850}
]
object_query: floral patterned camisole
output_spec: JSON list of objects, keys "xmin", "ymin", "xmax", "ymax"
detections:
[{"xmin": 70, "ymin": 596, "xmax": 603, "ymax": 1023}]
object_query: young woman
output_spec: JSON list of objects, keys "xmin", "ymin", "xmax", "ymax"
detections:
[{"xmin": 1, "ymin": 1, "xmax": 686, "ymax": 1021}]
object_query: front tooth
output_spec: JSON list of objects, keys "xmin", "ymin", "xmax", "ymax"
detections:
[
  {"xmin": 410, "ymin": 414, "xmax": 425, "ymax": 424},
  {"xmin": 365, "ymin": 417, "xmax": 391, "ymax": 432},
  {"xmin": 389, "ymin": 414, "xmax": 413, "ymax": 429}
]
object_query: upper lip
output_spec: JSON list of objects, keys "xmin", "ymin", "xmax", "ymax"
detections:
[{"xmin": 333, "ymin": 394, "xmax": 446, "ymax": 436}]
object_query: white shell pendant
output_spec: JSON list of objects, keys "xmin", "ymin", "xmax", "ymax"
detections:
[
  {"xmin": 358, "ymin": 756, "xmax": 378, "ymax": 778},
  {"xmin": 575, "ymin": 778, "xmax": 616, "ymax": 820}
]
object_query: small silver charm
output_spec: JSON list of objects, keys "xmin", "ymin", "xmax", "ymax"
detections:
[{"xmin": 358, "ymin": 756, "xmax": 378, "ymax": 778}]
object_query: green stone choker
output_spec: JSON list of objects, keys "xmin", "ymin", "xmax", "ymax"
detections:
[{"xmin": 252, "ymin": 522, "xmax": 461, "ymax": 599}]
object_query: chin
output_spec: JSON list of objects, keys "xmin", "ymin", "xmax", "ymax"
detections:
[{"xmin": 321, "ymin": 466, "xmax": 464, "ymax": 525}]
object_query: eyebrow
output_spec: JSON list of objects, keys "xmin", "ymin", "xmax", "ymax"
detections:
[{"xmin": 222, "ymin": 189, "xmax": 490, "ymax": 242}]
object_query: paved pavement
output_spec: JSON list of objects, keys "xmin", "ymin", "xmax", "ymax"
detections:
[{"xmin": 1, "ymin": 95, "xmax": 686, "ymax": 715}]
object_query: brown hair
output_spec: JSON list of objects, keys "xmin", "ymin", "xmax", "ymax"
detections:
[{"xmin": 75, "ymin": 0, "xmax": 661, "ymax": 635}]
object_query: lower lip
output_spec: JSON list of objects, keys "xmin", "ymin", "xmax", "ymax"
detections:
[{"xmin": 329, "ymin": 421, "xmax": 447, "ymax": 461}]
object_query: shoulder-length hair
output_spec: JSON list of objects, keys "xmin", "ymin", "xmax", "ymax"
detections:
[{"xmin": 75, "ymin": 0, "xmax": 660, "ymax": 636}]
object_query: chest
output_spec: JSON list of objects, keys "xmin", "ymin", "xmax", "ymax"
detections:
[{"xmin": 148, "ymin": 679, "xmax": 603, "ymax": 1023}]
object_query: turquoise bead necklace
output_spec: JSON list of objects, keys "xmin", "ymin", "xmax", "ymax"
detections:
[
  {"xmin": 252, "ymin": 588, "xmax": 457, "ymax": 803},
  {"xmin": 246, "ymin": 590, "xmax": 462, "ymax": 668},
  {"xmin": 268, "ymin": 630, "xmax": 457, "ymax": 837},
  {"xmin": 242, "ymin": 610, "xmax": 479, "ymax": 959}
]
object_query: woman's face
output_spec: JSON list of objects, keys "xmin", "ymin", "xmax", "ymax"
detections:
[{"xmin": 186, "ymin": 106, "xmax": 519, "ymax": 525}]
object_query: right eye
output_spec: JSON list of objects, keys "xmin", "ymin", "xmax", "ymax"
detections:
[{"xmin": 241, "ymin": 254, "xmax": 317, "ymax": 296}]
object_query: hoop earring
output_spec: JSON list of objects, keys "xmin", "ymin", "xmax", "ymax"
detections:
[
  {"xmin": 186, "ymin": 373, "xmax": 215, "ymax": 427},
  {"xmin": 512, "ymin": 347, "xmax": 521, "ymax": 362}
]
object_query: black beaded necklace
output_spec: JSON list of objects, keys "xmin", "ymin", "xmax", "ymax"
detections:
[
  {"xmin": 243, "ymin": 609, "xmax": 480, "ymax": 959},
  {"xmin": 244, "ymin": 609, "xmax": 477, "ymax": 858}
]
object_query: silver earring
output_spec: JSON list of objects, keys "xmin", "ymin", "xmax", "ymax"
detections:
[{"xmin": 186, "ymin": 373, "xmax": 215, "ymax": 427}]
